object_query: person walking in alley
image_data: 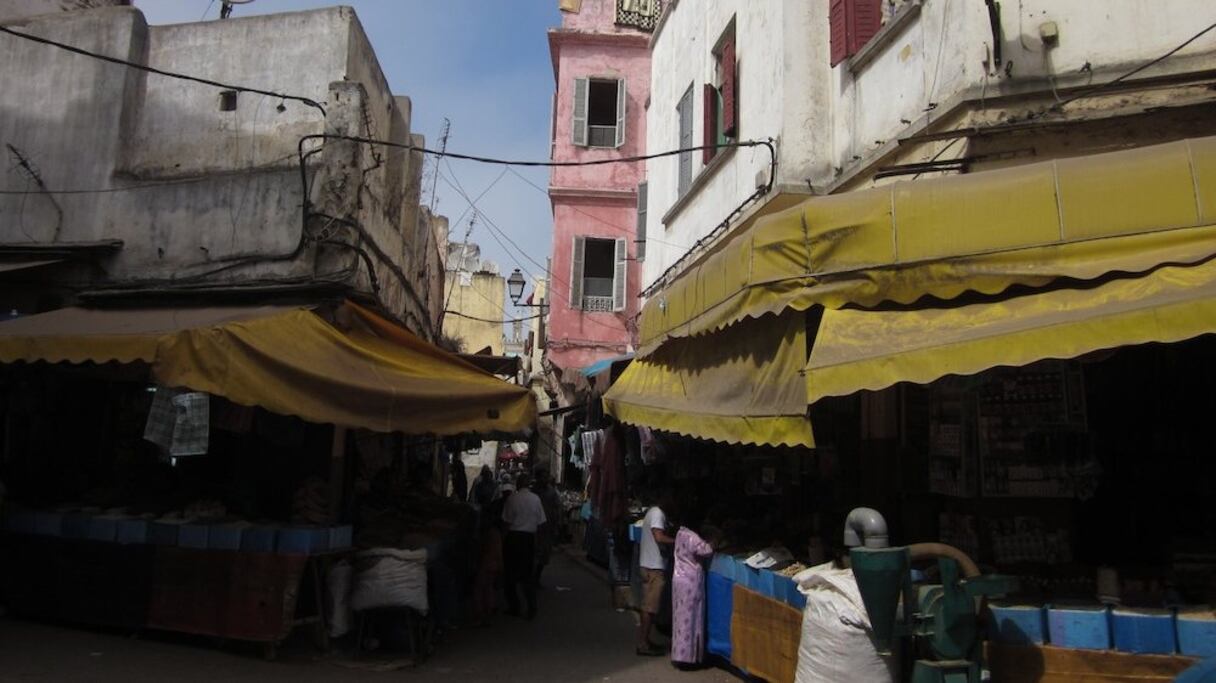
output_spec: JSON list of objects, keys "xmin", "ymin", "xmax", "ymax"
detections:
[
  {"xmin": 471, "ymin": 465, "xmax": 497, "ymax": 507},
  {"xmin": 501, "ymin": 473, "xmax": 546, "ymax": 619},
  {"xmin": 670, "ymin": 523, "xmax": 719, "ymax": 666},
  {"xmin": 636, "ymin": 493, "xmax": 674, "ymax": 656},
  {"xmin": 532, "ymin": 466, "xmax": 562, "ymax": 588},
  {"xmin": 450, "ymin": 452, "xmax": 468, "ymax": 502}
]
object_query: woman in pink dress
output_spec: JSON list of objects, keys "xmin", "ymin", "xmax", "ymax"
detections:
[{"xmin": 671, "ymin": 525, "xmax": 717, "ymax": 665}]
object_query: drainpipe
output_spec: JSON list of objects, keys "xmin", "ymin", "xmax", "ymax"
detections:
[{"xmin": 843, "ymin": 507, "xmax": 890, "ymax": 549}]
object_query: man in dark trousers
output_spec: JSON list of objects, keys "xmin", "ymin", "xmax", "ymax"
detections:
[
  {"xmin": 450, "ymin": 452, "xmax": 468, "ymax": 502},
  {"xmin": 532, "ymin": 467, "xmax": 562, "ymax": 588},
  {"xmin": 501, "ymin": 472, "xmax": 546, "ymax": 619}
]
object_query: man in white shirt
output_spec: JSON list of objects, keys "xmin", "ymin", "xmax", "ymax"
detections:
[
  {"xmin": 502, "ymin": 472, "xmax": 547, "ymax": 619},
  {"xmin": 636, "ymin": 496, "xmax": 674, "ymax": 656}
]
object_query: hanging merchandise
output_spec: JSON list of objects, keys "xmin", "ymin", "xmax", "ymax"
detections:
[
  {"xmin": 143, "ymin": 386, "xmax": 210, "ymax": 457},
  {"xmin": 638, "ymin": 426, "xmax": 659, "ymax": 464}
]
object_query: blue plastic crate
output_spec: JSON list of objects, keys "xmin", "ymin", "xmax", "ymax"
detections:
[
  {"xmin": 207, "ymin": 524, "xmax": 244, "ymax": 550},
  {"xmin": 240, "ymin": 525, "xmax": 277, "ymax": 553},
  {"xmin": 709, "ymin": 554, "xmax": 733, "ymax": 577},
  {"xmin": 61, "ymin": 512, "xmax": 92, "ymax": 539},
  {"xmin": 328, "ymin": 525, "xmax": 353, "ymax": 550},
  {"xmin": 706, "ymin": 572, "xmax": 734, "ymax": 659},
  {"xmin": 150, "ymin": 522, "xmax": 180, "ymax": 546},
  {"xmin": 774, "ymin": 574, "xmax": 802, "ymax": 608},
  {"xmin": 277, "ymin": 527, "xmax": 329, "ymax": 555},
  {"xmin": 34, "ymin": 511, "xmax": 64, "ymax": 537},
  {"xmin": 990, "ymin": 603, "xmax": 1047, "ymax": 646},
  {"xmin": 757, "ymin": 569, "xmax": 777, "ymax": 598},
  {"xmin": 1178, "ymin": 609, "xmax": 1216, "ymax": 657},
  {"xmin": 178, "ymin": 524, "xmax": 210, "ymax": 549},
  {"xmin": 88, "ymin": 516, "xmax": 120, "ymax": 542},
  {"xmin": 116, "ymin": 518, "xmax": 149, "ymax": 545},
  {"xmin": 3, "ymin": 509, "xmax": 37, "ymax": 534},
  {"xmin": 1112, "ymin": 608, "xmax": 1176, "ymax": 655},
  {"xmin": 1048, "ymin": 604, "xmax": 1111, "ymax": 650}
]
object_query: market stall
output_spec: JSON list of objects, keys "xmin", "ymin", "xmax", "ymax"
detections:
[
  {"xmin": 0, "ymin": 300, "xmax": 534, "ymax": 658},
  {"xmin": 602, "ymin": 136, "xmax": 1216, "ymax": 681}
]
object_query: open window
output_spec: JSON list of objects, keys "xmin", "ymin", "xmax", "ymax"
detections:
[
  {"xmin": 569, "ymin": 236, "xmax": 628, "ymax": 312},
  {"xmin": 572, "ymin": 78, "xmax": 626, "ymax": 148}
]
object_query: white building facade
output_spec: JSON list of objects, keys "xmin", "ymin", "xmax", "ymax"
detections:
[{"xmin": 642, "ymin": 0, "xmax": 1216, "ymax": 292}]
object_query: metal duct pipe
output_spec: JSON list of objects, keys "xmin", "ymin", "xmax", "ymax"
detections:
[
  {"xmin": 843, "ymin": 507, "xmax": 890, "ymax": 549},
  {"xmin": 907, "ymin": 542, "xmax": 982, "ymax": 579}
]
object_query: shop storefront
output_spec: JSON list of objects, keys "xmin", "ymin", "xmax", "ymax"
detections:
[{"xmin": 601, "ymin": 136, "xmax": 1216, "ymax": 681}]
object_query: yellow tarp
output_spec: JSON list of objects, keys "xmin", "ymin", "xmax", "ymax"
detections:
[
  {"xmin": 807, "ymin": 258, "xmax": 1216, "ymax": 402},
  {"xmin": 639, "ymin": 136, "xmax": 1216, "ymax": 355},
  {"xmin": 0, "ymin": 301, "xmax": 535, "ymax": 435},
  {"xmin": 602, "ymin": 311, "xmax": 813, "ymax": 448}
]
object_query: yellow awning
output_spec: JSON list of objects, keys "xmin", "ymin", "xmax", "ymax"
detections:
[
  {"xmin": 807, "ymin": 258, "xmax": 1216, "ymax": 402},
  {"xmin": 0, "ymin": 301, "xmax": 535, "ymax": 435},
  {"xmin": 603, "ymin": 311, "xmax": 813, "ymax": 448},
  {"xmin": 640, "ymin": 136, "xmax": 1216, "ymax": 355}
]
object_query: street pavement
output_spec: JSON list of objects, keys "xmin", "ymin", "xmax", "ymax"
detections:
[{"xmin": 0, "ymin": 551, "xmax": 741, "ymax": 682}]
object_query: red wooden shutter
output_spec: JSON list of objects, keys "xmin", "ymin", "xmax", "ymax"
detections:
[
  {"xmin": 829, "ymin": 0, "xmax": 848, "ymax": 66},
  {"xmin": 721, "ymin": 37, "xmax": 737, "ymax": 137},
  {"xmin": 849, "ymin": 0, "xmax": 883, "ymax": 55},
  {"xmin": 702, "ymin": 83, "xmax": 717, "ymax": 164}
]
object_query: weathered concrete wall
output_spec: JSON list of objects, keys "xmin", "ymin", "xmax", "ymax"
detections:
[
  {"xmin": 442, "ymin": 270, "xmax": 506, "ymax": 355},
  {"xmin": 0, "ymin": 5, "xmax": 441, "ymax": 338},
  {"xmin": 0, "ymin": 0, "xmax": 126, "ymax": 22}
]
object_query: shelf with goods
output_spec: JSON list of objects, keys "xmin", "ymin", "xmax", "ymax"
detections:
[
  {"xmin": 975, "ymin": 361, "xmax": 1097, "ymax": 499},
  {"xmin": 927, "ymin": 378, "xmax": 977, "ymax": 498}
]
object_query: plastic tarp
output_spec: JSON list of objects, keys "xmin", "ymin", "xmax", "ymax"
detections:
[
  {"xmin": 706, "ymin": 571, "xmax": 734, "ymax": 660},
  {"xmin": 0, "ymin": 301, "xmax": 535, "ymax": 435},
  {"xmin": 639, "ymin": 136, "xmax": 1216, "ymax": 355},
  {"xmin": 807, "ymin": 258, "xmax": 1216, "ymax": 402},
  {"xmin": 602, "ymin": 310, "xmax": 814, "ymax": 448}
]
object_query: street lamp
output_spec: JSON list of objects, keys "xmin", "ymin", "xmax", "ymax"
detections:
[{"xmin": 507, "ymin": 268, "xmax": 548, "ymax": 309}]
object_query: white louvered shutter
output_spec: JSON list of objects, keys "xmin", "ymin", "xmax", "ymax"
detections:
[
  {"xmin": 612, "ymin": 238, "xmax": 628, "ymax": 312},
  {"xmin": 569, "ymin": 236, "xmax": 586, "ymax": 308},
  {"xmin": 572, "ymin": 77, "xmax": 589, "ymax": 147},
  {"xmin": 636, "ymin": 181, "xmax": 648, "ymax": 261},
  {"xmin": 614, "ymin": 78, "xmax": 627, "ymax": 148}
]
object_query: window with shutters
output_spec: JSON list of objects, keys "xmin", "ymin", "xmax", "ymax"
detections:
[
  {"xmin": 572, "ymin": 77, "xmax": 626, "ymax": 148},
  {"xmin": 615, "ymin": 0, "xmax": 662, "ymax": 31},
  {"xmin": 705, "ymin": 23, "xmax": 737, "ymax": 165},
  {"xmin": 676, "ymin": 84, "xmax": 694, "ymax": 197},
  {"xmin": 830, "ymin": 0, "xmax": 883, "ymax": 66},
  {"xmin": 569, "ymin": 236, "xmax": 628, "ymax": 312}
]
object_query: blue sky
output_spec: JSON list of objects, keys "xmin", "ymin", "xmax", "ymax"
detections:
[{"xmin": 137, "ymin": 0, "xmax": 561, "ymax": 316}]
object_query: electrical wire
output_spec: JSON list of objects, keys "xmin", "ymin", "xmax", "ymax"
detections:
[
  {"xmin": 0, "ymin": 24, "xmax": 326, "ymax": 116},
  {"xmin": 446, "ymin": 310, "xmax": 544, "ymax": 324},
  {"xmin": 1049, "ymin": 19, "xmax": 1216, "ymax": 113},
  {"xmin": 299, "ymin": 133, "xmax": 775, "ymax": 172},
  {"xmin": 504, "ymin": 166, "xmax": 690, "ymax": 250}
]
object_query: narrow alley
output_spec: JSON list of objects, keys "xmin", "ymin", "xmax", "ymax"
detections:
[{"xmin": 0, "ymin": 551, "xmax": 737, "ymax": 683}]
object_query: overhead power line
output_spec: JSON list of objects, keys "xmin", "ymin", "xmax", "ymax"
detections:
[
  {"xmin": 299, "ymin": 133, "xmax": 775, "ymax": 172},
  {"xmin": 0, "ymin": 24, "xmax": 326, "ymax": 116},
  {"xmin": 446, "ymin": 310, "xmax": 544, "ymax": 324}
]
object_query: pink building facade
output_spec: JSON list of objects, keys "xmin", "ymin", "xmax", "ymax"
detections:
[{"xmin": 545, "ymin": 0, "xmax": 655, "ymax": 373}]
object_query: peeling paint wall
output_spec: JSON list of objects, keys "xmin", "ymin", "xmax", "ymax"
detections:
[
  {"xmin": 0, "ymin": 6, "xmax": 443, "ymax": 338},
  {"xmin": 547, "ymin": 0, "xmax": 651, "ymax": 370}
]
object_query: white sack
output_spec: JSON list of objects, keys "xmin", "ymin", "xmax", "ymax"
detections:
[
  {"xmin": 350, "ymin": 547, "xmax": 429, "ymax": 614},
  {"xmin": 793, "ymin": 564, "xmax": 896, "ymax": 683}
]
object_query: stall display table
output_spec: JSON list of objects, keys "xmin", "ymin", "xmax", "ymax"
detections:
[
  {"xmin": 1, "ymin": 533, "xmax": 340, "ymax": 660},
  {"xmin": 986, "ymin": 642, "xmax": 1199, "ymax": 682}
]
